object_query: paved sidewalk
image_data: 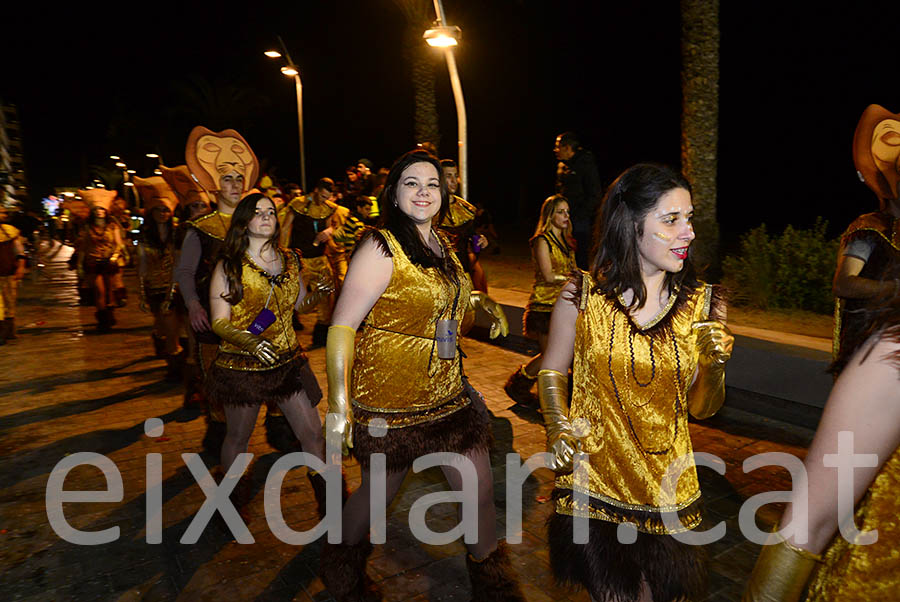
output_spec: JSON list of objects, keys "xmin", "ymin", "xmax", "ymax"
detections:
[{"xmin": 0, "ymin": 244, "xmax": 812, "ymax": 601}]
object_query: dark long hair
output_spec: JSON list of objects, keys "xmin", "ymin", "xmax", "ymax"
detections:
[
  {"xmin": 371, "ymin": 149, "xmax": 456, "ymax": 278},
  {"xmin": 139, "ymin": 206, "xmax": 174, "ymax": 249},
  {"xmin": 219, "ymin": 193, "xmax": 280, "ymax": 305},
  {"xmin": 590, "ymin": 163, "xmax": 699, "ymax": 310}
]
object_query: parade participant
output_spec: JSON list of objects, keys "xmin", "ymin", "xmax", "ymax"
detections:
[
  {"xmin": 108, "ymin": 196, "xmax": 131, "ymax": 308},
  {"xmin": 743, "ymin": 291, "xmax": 900, "ymax": 600},
  {"xmin": 162, "ymin": 164, "xmax": 212, "ymax": 405},
  {"xmin": 539, "ymin": 164, "xmax": 733, "ymax": 602},
  {"xmin": 280, "ymin": 177, "xmax": 341, "ymax": 348},
  {"xmin": 206, "ymin": 193, "xmax": 331, "ymax": 517},
  {"xmin": 77, "ymin": 190, "xmax": 127, "ymax": 332},
  {"xmin": 438, "ymin": 159, "xmax": 489, "ymax": 292},
  {"xmin": 504, "ymin": 195, "xmax": 577, "ymax": 407},
  {"xmin": 175, "ymin": 126, "xmax": 301, "ymax": 455},
  {"xmin": 832, "ymin": 104, "xmax": 900, "ymax": 372},
  {"xmin": 321, "ymin": 149, "xmax": 521, "ymax": 601},
  {"xmin": 0, "ymin": 205, "xmax": 27, "ymax": 344},
  {"xmin": 134, "ymin": 176, "xmax": 183, "ymax": 379}
]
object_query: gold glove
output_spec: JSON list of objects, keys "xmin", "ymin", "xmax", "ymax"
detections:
[
  {"xmin": 537, "ymin": 369, "xmax": 580, "ymax": 472},
  {"xmin": 210, "ymin": 318, "xmax": 278, "ymax": 365},
  {"xmin": 325, "ymin": 325, "xmax": 355, "ymax": 456},
  {"xmin": 468, "ymin": 291, "xmax": 509, "ymax": 339},
  {"xmin": 742, "ymin": 537, "xmax": 822, "ymax": 602},
  {"xmin": 688, "ymin": 321, "xmax": 734, "ymax": 419},
  {"xmin": 296, "ymin": 279, "xmax": 335, "ymax": 314}
]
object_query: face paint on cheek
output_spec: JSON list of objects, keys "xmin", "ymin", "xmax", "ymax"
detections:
[{"xmin": 652, "ymin": 231, "xmax": 672, "ymax": 244}]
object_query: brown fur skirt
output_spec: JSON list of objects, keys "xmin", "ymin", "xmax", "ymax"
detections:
[
  {"xmin": 547, "ymin": 510, "xmax": 707, "ymax": 602},
  {"xmin": 206, "ymin": 354, "xmax": 323, "ymax": 410},
  {"xmin": 352, "ymin": 382, "xmax": 493, "ymax": 473},
  {"xmin": 523, "ymin": 307, "xmax": 552, "ymax": 338}
]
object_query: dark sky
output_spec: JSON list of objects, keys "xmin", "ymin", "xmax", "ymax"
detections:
[{"xmin": 4, "ymin": 1, "xmax": 898, "ymax": 246}]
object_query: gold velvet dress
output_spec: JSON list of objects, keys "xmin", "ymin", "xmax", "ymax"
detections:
[
  {"xmin": 205, "ymin": 248, "xmax": 322, "ymax": 409},
  {"xmin": 523, "ymin": 231, "xmax": 577, "ymax": 337},
  {"xmin": 548, "ymin": 272, "xmax": 715, "ymax": 602},
  {"xmin": 350, "ymin": 229, "xmax": 491, "ymax": 472},
  {"xmin": 140, "ymin": 241, "xmax": 175, "ymax": 313}
]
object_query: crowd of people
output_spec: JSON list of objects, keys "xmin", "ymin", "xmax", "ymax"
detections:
[{"xmin": 2, "ymin": 103, "xmax": 899, "ymax": 601}]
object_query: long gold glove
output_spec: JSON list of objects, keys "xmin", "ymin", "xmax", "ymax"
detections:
[
  {"xmin": 468, "ymin": 291, "xmax": 509, "ymax": 339},
  {"xmin": 211, "ymin": 318, "xmax": 279, "ymax": 365},
  {"xmin": 687, "ymin": 321, "xmax": 734, "ymax": 419},
  {"xmin": 742, "ymin": 537, "xmax": 822, "ymax": 602},
  {"xmin": 325, "ymin": 325, "xmax": 355, "ymax": 456},
  {"xmin": 537, "ymin": 369, "xmax": 580, "ymax": 472},
  {"xmin": 296, "ymin": 279, "xmax": 335, "ymax": 314}
]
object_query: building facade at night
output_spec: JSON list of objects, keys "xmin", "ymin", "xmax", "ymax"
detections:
[{"xmin": 0, "ymin": 100, "xmax": 28, "ymax": 207}]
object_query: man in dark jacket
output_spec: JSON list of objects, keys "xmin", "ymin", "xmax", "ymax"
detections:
[{"xmin": 554, "ymin": 131, "xmax": 602, "ymax": 269}]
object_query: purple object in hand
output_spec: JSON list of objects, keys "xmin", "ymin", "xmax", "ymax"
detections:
[
  {"xmin": 471, "ymin": 234, "xmax": 482, "ymax": 254},
  {"xmin": 248, "ymin": 308, "xmax": 276, "ymax": 334}
]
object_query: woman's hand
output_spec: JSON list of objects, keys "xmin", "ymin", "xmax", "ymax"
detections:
[
  {"xmin": 468, "ymin": 291, "xmax": 509, "ymax": 339},
  {"xmin": 325, "ymin": 325, "xmax": 356, "ymax": 457},
  {"xmin": 693, "ymin": 320, "xmax": 734, "ymax": 365},
  {"xmin": 187, "ymin": 299, "xmax": 210, "ymax": 332},
  {"xmin": 211, "ymin": 318, "xmax": 279, "ymax": 365},
  {"xmin": 687, "ymin": 321, "xmax": 733, "ymax": 419},
  {"xmin": 537, "ymin": 369, "xmax": 580, "ymax": 472}
]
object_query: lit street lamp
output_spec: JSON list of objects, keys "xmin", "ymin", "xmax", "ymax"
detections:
[
  {"xmin": 264, "ymin": 37, "xmax": 307, "ymax": 192},
  {"xmin": 424, "ymin": 1, "xmax": 467, "ymax": 198}
]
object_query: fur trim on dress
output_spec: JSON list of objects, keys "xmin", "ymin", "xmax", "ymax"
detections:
[
  {"xmin": 206, "ymin": 354, "xmax": 322, "ymax": 409},
  {"xmin": 547, "ymin": 511, "xmax": 707, "ymax": 602},
  {"xmin": 352, "ymin": 391, "xmax": 493, "ymax": 472}
]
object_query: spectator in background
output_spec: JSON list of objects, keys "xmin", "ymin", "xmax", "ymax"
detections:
[
  {"xmin": 438, "ymin": 159, "xmax": 489, "ymax": 291},
  {"xmin": 554, "ymin": 131, "xmax": 602, "ymax": 269},
  {"xmin": 356, "ymin": 158, "xmax": 376, "ymax": 196}
]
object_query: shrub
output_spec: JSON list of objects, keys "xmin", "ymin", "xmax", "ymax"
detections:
[{"xmin": 722, "ymin": 218, "xmax": 839, "ymax": 313}]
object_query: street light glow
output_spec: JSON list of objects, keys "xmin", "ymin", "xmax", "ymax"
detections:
[
  {"xmin": 280, "ymin": 65, "xmax": 299, "ymax": 77},
  {"xmin": 423, "ymin": 25, "xmax": 461, "ymax": 47},
  {"xmin": 115, "ymin": 162, "xmax": 126, "ymax": 168},
  {"xmin": 264, "ymin": 50, "xmax": 282, "ymax": 58},
  {"xmin": 146, "ymin": 153, "xmax": 159, "ymax": 158},
  {"xmin": 124, "ymin": 182, "xmax": 134, "ymax": 187},
  {"xmin": 154, "ymin": 169, "xmax": 162, "ymax": 175},
  {"xmin": 127, "ymin": 169, "xmax": 136, "ymax": 174},
  {"xmin": 110, "ymin": 155, "xmax": 120, "ymax": 160}
]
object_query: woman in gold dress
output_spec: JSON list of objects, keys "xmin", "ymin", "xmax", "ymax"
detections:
[
  {"xmin": 321, "ymin": 150, "xmax": 522, "ymax": 601},
  {"xmin": 504, "ymin": 194, "xmax": 577, "ymax": 406},
  {"xmin": 206, "ymin": 193, "xmax": 330, "ymax": 515},
  {"xmin": 743, "ymin": 290, "xmax": 900, "ymax": 600},
  {"xmin": 539, "ymin": 163, "xmax": 733, "ymax": 601},
  {"xmin": 78, "ymin": 205, "xmax": 127, "ymax": 331}
]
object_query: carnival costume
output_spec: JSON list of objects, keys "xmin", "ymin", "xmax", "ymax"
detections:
[
  {"xmin": 78, "ymin": 189, "xmax": 126, "ymax": 331},
  {"xmin": 546, "ymin": 273, "xmax": 726, "ymax": 602},
  {"xmin": 0, "ymin": 222, "xmax": 25, "ymax": 342},
  {"xmin": 285, "ymin": 194, "xmax": 338, "ymax": 347},
  {"xmin": 206, "ymin": 248, "xmax": 322, "ymax": 410},
  {"xmin": 321, "ymin": 227, "xmax": 521, "ymax": 602},
  {"xmin": 505, "ymin": 229, "xmax": 577, "ymax": 406},
  {"xmin": 347, "ymin": 229, "xmax": 490, "ymax": 470}
]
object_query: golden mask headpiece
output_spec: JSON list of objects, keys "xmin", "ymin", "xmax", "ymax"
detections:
[
  {"xmin": 853, "ymin": 104, "xmax": 900, "ymax": 207},
  {"xmin": 160, "ymin": 164, "xmax": 212, "ymax": 209},
  {"xmin": 185, "ymin": 126, "xmax": 259, "ymax": 194},
  {"xmin": 133, "ymin": 176, "xmax": 178, "ymax": 214}
]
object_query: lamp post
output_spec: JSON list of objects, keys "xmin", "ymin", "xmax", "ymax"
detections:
[
  {"xmin": 264, "ymin": 37, "xmax": 307, "ymax": 192},
  {"xmin": 423, "ymin": 1, "xmax": 467, "ymax": 198}
]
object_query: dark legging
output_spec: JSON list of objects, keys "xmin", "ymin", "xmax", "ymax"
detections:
[{"xmin": 340, "ymin": 447, "xmax": 499, "ymax": 560}]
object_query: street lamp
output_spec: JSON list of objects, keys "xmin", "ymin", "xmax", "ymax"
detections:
[
  {"xmin": 264, "ymin": 36, "xmax": 306, "ymax": 192},
  {"xmin": 424, "ymin": 2, "xmax": 468, "ymax": 198}
]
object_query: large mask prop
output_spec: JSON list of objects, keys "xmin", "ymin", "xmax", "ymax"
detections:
[
  {"xmin": 185, "ymin": 126, "xmax": 259, "ymax": 194},
  {"xmin": 160, "ymin": 164, "xmax": 212, "ymax": 210},
  {"xmin": 78, "ymin": 188, "xmax": 118, "ymax": 211},
  {"xmin": 853, "ymin": 104, "xmax": 900, "ymax": 207},
  {"xmin": 133, "ymin": 176, "xmax": 178, "ymax": 214}
]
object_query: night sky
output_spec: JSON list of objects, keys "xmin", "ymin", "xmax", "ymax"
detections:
[{"xmin": 4, "ymin": 1, "xmax": 897, "ymax": 249}]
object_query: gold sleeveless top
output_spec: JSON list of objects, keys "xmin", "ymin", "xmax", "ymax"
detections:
[
  {"xmin": 215, "ymin": 248, "xmax": 302, "ymax": 371},
  {"xmin": 555, "ymin": 273, "xmax": 713, "ymax": 534},
  {"xmin": 527, "ymin": 231, "xmax": 577, "ymax": 310},
  {"xmin": 804, "ymin": 445, "xmax": 900, "ymax": 600},
  {"xmin": 141, "ymin": 243, "xmax": 175, "ymax": 291},
  {"xmin": 351, "ymin": 229, "xmax": 473, "ymax": 427},
  {"xmin": 85, "ymin": 225, "xmax": 118, "ymax": 259}
]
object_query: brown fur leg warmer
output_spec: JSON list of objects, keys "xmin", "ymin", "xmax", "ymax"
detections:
[
  {"xmin": 319, "ymin": 540, "xmax": 382, "ymax": 602},
  {"xmin": 466, "ymin": 542, "xmax": 526, "ymax": 601}
]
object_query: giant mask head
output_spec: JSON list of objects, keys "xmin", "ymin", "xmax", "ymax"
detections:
[
  {"xmin": 78, "ymin": 188, "xmax": 118, "ymax": 212},
  {"xmin": 133, "ymin": 176, "xmax": 178, "ymax": 214},
  {"xmin": 160, "ymin": 164, "xmax": 212, "ymax": 210},
  {"xmin": 185, "ymin": 126, "xmax": 259, "ymax": 194},
  {"xmin": 853, "ymin": 104, "xmax": 900, "ymax": 207}
]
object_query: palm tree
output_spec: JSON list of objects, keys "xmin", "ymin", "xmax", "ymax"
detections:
[
  {"xmin": 393, "ymin": 0, "xmax": 441, "ymax": 149},
  {"xmin": 680, "ymin": 0, "xmax": 720, "ymax": 273}
]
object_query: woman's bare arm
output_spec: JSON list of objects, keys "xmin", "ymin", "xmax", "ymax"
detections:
[{"xmin": 330, "ymin": 235, "xmax": 393, "ymax": 330}]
